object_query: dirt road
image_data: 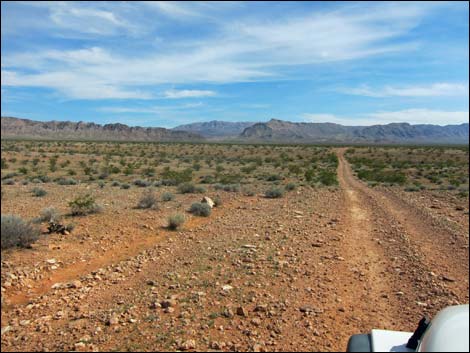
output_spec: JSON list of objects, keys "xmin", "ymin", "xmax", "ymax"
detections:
[{"xmin": 1, "ymin": 151, "xmax": 468, "ymax": 352}]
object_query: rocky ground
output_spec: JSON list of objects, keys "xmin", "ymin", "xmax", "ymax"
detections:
[{"xmin": 1, "ymin": 151, "xmax": 468, "ymax": 352}]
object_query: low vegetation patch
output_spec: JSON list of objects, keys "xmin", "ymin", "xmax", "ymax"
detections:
[
  {"xmin": 31, "ymin": 187, "xmax": 47, "ymax": 197},
  {"xmin": 189, "ymin": 202, "xmax": 212, "ymax": 217},
  {"xmin": 167, "ymin": 213, "xmax": 185, "ymax": 230},
  {"xmin": 69, "ymin": 193, "xmax": 103, "ymax": 216},
  {"xmin": 136, "ymin": 190, "xmax": 158, "ymax": 209},
  {"xmin": 161, "ymin": 192, "xmax": 174, "ymax": 202},
  {"xmin": 1, "ymin": 215, "xmax": 40, "ymax": 249},
  {"xmin": 265, "ymin": 187, "xmax": 284, "ymax": 198}
]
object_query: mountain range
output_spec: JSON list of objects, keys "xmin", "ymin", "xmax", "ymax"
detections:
[
  {"xmin": 1, "ymin": 116, "xmax": 468, "ymax": 144},
  {"xmin": 0, "ymin": 116, "xmax": 203, "ymax": 142}
]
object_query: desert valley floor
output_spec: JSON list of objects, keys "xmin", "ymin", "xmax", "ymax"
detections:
[{"xmin": 1, "ymin": 146, "xmax": 469, "ymax": 352}]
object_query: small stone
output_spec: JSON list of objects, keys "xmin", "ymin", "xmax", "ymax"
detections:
[
  {"xmin": 236, "ymin": 306, "xmax": 248, "ymax": 317},
  {"xmin": 222, "ymin": 285, "xmax": 233, "ymax": 292},
  {"xmin": 107, "ymin": 314, "xmax": 119, "ymax": 326},
  {"xmin": 179, "ymin": 339, "xmax": 196, "ymax": 351}
]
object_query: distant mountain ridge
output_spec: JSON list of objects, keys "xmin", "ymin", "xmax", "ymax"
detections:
[
  {"xmin": 173, "ymin": 120, "xmax": 255, "ymax": 137},
  {"xmin": 240, "ymin": 119, "xmax": 469, "ymax": 144},
  {"xmin": 1, "ymin": 116, "xmax": 204, "ymax": 142},
  {"xmin": 1, "ymin": 116, "xmax": 468, "ymax": 144}
]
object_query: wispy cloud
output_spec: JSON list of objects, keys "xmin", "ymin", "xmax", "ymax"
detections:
[
  {"xmin": 98, "ymin": 102, "xmax": 205, "ymax": 114},
  {"xmin": 302, "ymin": 109, "xmax": 469, "ymax": 126},
  {"xmin": 340, "ymin": 82, "xmax": 469, "ymax": 97},
  {"xmin": 163, "ymin": 89, "xmax": 216, "ymax": 99},
  {"xmin": 1, "ymin": 2, "xmax": 441, "ymax": 100}
]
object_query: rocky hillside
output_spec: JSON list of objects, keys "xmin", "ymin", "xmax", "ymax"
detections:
[
  {"xmin": 240, "ymin": 119, "xmax": 469, "ymax": 144},
  {"xmin": 173, "ymin": 120, "xmax": 255, "ymax": 138},
  {"xmin": 1, "ymin": 117, "xmax": 204, "ymax": 142}
]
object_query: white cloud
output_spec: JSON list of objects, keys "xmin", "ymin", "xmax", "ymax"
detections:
[
  {"xmin": 98, "ymin": 102, "xmax": 204, "ymax": 114},
  {"xmin": 1, "ymin": 2, "xmax": 452, "ymax": 99},
  {"xmin": 341, "ymin": 83, "xmax": 469, "ymax": 97},
  {"xmin": 163, "ymin": 89, "xmax": 216, "ymax": 99},
  {"xmin": 368, "ymin": 109, "xmax": 469, "ymax": 125},
  {"xmin": 302, "ymin": 109, "xmax": 469, "ymax": 126}
]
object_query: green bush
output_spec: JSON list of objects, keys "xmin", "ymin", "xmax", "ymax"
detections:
[
  {"xmin": 318, "ymin": 170, "xmax": 338, "ymax": 186},
  {"xmin": 133, "ymin": 179, "xmax": 152, "ymax": 187},
  {"xmin": 213, "ymin": 195, "xmax": 222, "ymax": 207},
  {"xmin": 31, "ymin": 187, "xmax": 47, "ymax": 197},
  {"xmin": 1, "ymin": 215, "xmax": 40, "ymax": 249},
  {"xmin": 161, "ymin": 192, "xmax": 174, "ymax": 201},
  {"xmin": 56, "ymin": 178, "xmax": 78, "ymax": 185},
  {"xmin": 265, "ymin": 187, "xmax": 284, "ymax": 198},
  {"xmin": 69, "ymin": 194, "xmax": 103, "ymax": 216},
  {"xmin": 189, "ymin": 202, "xmax": 212, "ymax": 217},
  {"xmin": 167, "ymin": 213, "xmax": 185, "ymax": 230},
  {"xmin": 120, "ymin": 183, "xmax": 130, "ymax": 189},
  {"xmin": 285, "ymin": 182, "xmax": 297, "ymax": 191}
]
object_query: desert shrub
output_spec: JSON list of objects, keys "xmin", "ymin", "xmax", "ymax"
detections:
[
  {"xmin": 120, "ymin": 183, "xmax": 130, "ymax": 189},
  {"xmin": 56, "ymin": 178, "xmax": 78, "ymax": 185},
  {"xmin": 2, "ymin": 172, "xmax": 18, "ymax": 180},
  {"xmin": 22, "ymin": 180, "xmax": 29, "ymax": 185},
  {"xmin": 35, "ymin": 207, "xmax": 62, "ymax": 223},
  {"xmin": 242, "ymin": 187, "xmax": 255, "ymax": 196},
  {"xmin": 266, "ymin": 174, "xmax": 282, "ymax": 182},
  {"xmin": 98, "ymin": 181, "xmax": 106, "ymax": 188},
  {"xmin": 200, "ymin": 175, "xmax": 216, "ymax": 184},
  {"xmin": 1, "ymin": 215, "xmax": 40, "ymax": 249},
  {"xmin": 31, "ymin": 187, "xmax": 47, "ymax": 197},
  {"xmin": 161, "ymin": 192, "xmax": 174, "ymax": 201},
  {"xmin": 357, "ymin": 169, "xmax": 406, "ymax": 185},
  {"xmin": 3, "ymin": 179, "xmax": 15, "ymax": 185},
  {"xmin": 189, "ymin": 202, "xmax": 212, "ymax": 217},
  {"xmin": 134, "ymin": 179, "xmax": 152, "ymax": 187},
  {"xmin": 213, "ymin": 195, "xmax": 222, "ymax": 207},
  {"xmin": 214, "ymin": 184, "xmax": 240, "ymax": 192},
  {"xmin": 265, "ymin": 187, "xmax": 284, "ymax": 198},
  {"xmin": 136, "ymin": 190, "xmax": 158, "ymax": 209},
  {"xmin": 161, "ymin": 168, "xmax": 192, "ymax": 185},
  {"xmin": 178, "ymin": 183, "xmax": 196, "ymax": 194},
  {"xmin": 318, "ymin": 170, "xmax": 338, "ymax": 186},
  {"xmin": 217, "ymin": 173, "xmax": 243, "ymax": 184},
  {"xmin": 111, "ymin": 181, "xmax": 121, "ymax": 187},
  {"xmin": 285, "ymin": 182, "xmax": 297, "ymax": 191},
  {"xmin": 305, "ymin": 169, "xmax": 315, "ymax": 182},
  {"xmin": 69, "ymin": 194, "xmax": 103, "ymax": 216},
  {"xmin": 167, "ymin": 213, "xmax": 185, "ymax": 230},
  {"xmin": 405, "ymin": 185, "xmax": 420, "ymax": 192},
  {"xmin": 1, "ymin": 158, "xmax": 7, "ymax": 169}
]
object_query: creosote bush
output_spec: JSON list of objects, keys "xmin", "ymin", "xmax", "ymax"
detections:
[
  {"xmin": 178, "ymin": 183, "xmax": 206, "ymax": 194},
  {"xmin": 265, "ymin": 187, "xmax": 284, "ymax": 198},
  {"xmin": 285, "ymin": 182, "xmax": 297, "ymax": 191},
  {"xmin": 136, "ymin": 190, "xmax": 158, "ymax": 209},
  {"xmin": 32, "ymin": 187, "xmax": 47, "ymax": 197},
  {"xmin": 1, "ymin": 215, "xmax": 40, "ymax": 249},
  {"xmin": 161, "ymin": 192, "xmax": 174, "ymax": 202},
  {"xmin": 69, "ymin": 194, "xmax": 103, "ymax": 216},
  {"xmin": 167, "ymin": 213, "xmax": 185, "ymax": 230},
  {"xmin": 189, "ymin": 202, "xmax": 211, "ymax": 217}
]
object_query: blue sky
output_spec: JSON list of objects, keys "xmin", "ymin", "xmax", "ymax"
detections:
[{"xmin": 1, "ymin": 1, "xmax": 469, "ymax": 127}]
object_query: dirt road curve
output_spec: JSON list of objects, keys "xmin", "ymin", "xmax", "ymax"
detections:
[{"xmin": 1, "ymin": 150, "xmax": 468, "ymax": 352}]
